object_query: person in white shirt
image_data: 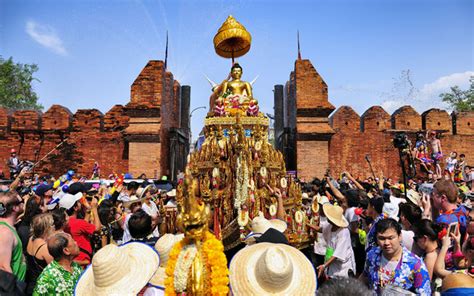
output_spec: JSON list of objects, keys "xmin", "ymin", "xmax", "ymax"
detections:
[
  {"xmin": 317, "ymin": 203, "xmax": 356, "ymax": 279},
  {"xmin": 306, "ymin": 194, "xmax": 330, "ymax": 273},
  {"xmin": 445, "ymin": 151, "xmax": 458, "ymax": 181},
  {"xmin": 141, "ymin": 186, "xmax": 160, "ymax": 238}
]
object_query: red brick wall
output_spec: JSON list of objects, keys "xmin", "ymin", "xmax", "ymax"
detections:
[{"xmin": 0, "ymin": 105, "xmax": 129, "ymax": 178}]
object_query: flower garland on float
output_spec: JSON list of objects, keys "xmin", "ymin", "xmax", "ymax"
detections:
[{"xmin": 165, "ymin": 232, "xmax": 229, "ymax": 296}]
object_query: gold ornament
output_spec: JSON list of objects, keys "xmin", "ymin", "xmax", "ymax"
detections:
[
  {"xmin": 260, "ymin": 166, "xmax": 267, "ymax": 178},
  {"xmin": 213, "ymin": 15, "xmax": 252, "ymax": 59},
  {"xmin": 295, "ymin": 210, "xmax": 304, "ymax": 224}
]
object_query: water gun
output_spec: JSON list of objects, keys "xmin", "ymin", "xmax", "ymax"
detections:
[
  {"xmin": 66, "ymin": 170, "xmax": 75, "ymax": 181},
  {"xmin": 358, "ymin": 229, "xmax": 367, "ymax": 246},
  {"xmin": 109, "ymin": 174, "xmax": 124, "ymax": 195}
]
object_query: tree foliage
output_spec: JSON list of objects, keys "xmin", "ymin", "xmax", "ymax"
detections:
[
  {"xmin": 439, "ymin": 76, "xmax": 474, "ymax": 112},
  {"xmin": 0, "ymin": 56, "xmax": 43, "ymax": 110}
]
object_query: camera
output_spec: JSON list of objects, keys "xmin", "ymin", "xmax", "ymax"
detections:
[
  {"xmin": 393, "ymin": 132, "xmax": 411, "ymax": 150},
  {"xmin": 418, "ymin": 183, "xmax": 433, "ymax": 195}
]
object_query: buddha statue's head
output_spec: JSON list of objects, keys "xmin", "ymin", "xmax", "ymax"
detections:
[{"xmin": 230, "ymin": 63, "xmax": 243, "ymax": 80}]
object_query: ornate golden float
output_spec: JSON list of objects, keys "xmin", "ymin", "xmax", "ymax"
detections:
[{"xmin": 176, "ymin": 15, "xmax": 310, "ymax": 251}]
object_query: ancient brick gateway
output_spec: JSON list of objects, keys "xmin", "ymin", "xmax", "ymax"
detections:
[{"xmin": 0, "ymin": 58, "xmax": 472, "ymax": 180}]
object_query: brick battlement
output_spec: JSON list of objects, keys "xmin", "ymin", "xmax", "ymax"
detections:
[
  {"xmin": 330, "ymin": 106, "xmax": 473, "ymax": 136},
  {"xmin": 276, "ymin": 58, "xmax": 474, "ymax": 180},
  {"xmin": 0, "ymin": 60, "xmax": 191, "ymax": 179},
  {"xmin": 328, "ymin": 105, "xmax": 473, "ymax": 180},
  {"xmin": 0, "ymin": 104, "xmax": 129, "ymax": 177},
  {"xmin": 0, "ymin": 105, "xmax": 128, "ymax": 133}
]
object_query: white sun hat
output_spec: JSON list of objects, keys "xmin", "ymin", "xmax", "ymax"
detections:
[
  {"xmin": 149, "ymin": 233, "xmax": 184, "ymax": 287},
  {"xmin": 229, "ymin": 242, "xmax": 316, "ymax": 295},
  {"xmin": 75, "ymin": 242, "xmax": 159, "ymax": 296}
]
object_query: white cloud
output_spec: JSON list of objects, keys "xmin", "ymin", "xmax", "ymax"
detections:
[
  {"xmin": 380, "ymin": 71, "xmax": 473, "ymax": 114},
  {"xmin": 418, "ymin": 71, "xmax": 473, "ymax": 101},
  {"xmin": 25, "ymin": 20, "xmax": 67, "ymax": 56}
]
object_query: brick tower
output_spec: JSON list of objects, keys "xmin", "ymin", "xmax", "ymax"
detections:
[
  {"xmin": 125, "ymin": 61, "xmax": 190, "ymax": 179},
  {"xmin": 276, "ymin": 59, "xmax": 335, "ymax": 179}
]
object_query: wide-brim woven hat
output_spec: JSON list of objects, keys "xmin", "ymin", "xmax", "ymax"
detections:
[
  {"xmin": 323, "ymin": 203, "xmax": 349, "ymax": 228},
  {"xmin": 229, "ymin": 243, "xmax": 316, "ymax": 295},
  {"xmin": 75, "ymin": 242, "xmax": 159, "ymax": 296},
  {"xmin": 244, "ymin": 214, "xmax": 287, "ymax": 245},
  {"xmin": 406, "ymin": 189, "xmax": 421, "ymax": 206},
  {"xmin": 149, "ymin": 233, "xmax": 184, "ymax": 287},
  {"xmin": 250, "ymin": 213, "xmax": 287, "ymax": 234}
]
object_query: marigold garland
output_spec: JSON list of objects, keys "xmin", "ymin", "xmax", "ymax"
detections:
[{"xmin": 165, "ymin": 231, "xmax": 229, "ymax": 296}]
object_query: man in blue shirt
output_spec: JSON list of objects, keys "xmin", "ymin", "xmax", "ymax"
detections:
[{"xmin": 360, "ymin": 218, "xmax": 431, "ymax": 295}]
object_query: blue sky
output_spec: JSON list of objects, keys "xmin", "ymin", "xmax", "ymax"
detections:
[{"xmin": 1, "ymin": 0, "xmax": 472, "ymax": 138}]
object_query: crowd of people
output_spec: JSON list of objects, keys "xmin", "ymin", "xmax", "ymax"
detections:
[{"xmin": 0, "ymin": 139, "xmax": 473, "ymax": 295}]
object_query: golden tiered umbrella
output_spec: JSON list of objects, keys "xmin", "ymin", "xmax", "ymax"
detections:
[{"xmin": 213, "ymin": 15, "xmax": 252, "ymax": 62}]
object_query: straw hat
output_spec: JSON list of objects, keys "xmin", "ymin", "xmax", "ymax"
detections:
[
  {"xmin": 250, "ymin": 212, "xmax": 287, "ymax": 234},
  {"xmin": 322, "ymin": 203, "xmax": 348, "ymax": 228},
  {"xmin": 149, "ymin": 234, "xmax": 184, "ymax": 287},
  {"xmin": 244, "ymin": 213, "xmax": 287, "ymax": 244},
  {"xmin": 229, "ymin": 243, "xmax": 316, "ymax": 295},
  {"xmin": 406, "ymin": 189, "xmax": 421, "ymax": 206},
  {"xmin": 75, "ymin": 242, "xmax": 159, "ymax": 296},
  {"xmin": 137, "ymin": 184, "xmax": 157, "ymax": 199}
]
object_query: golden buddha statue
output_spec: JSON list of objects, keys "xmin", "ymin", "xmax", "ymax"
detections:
[{"xmin": 219, "ymin": 63, "xmax": 253, "ymax": 99}]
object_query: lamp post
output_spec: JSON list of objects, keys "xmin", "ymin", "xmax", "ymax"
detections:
[{"xmin": 189, "ymin": 106, "xmax": 207, "ymax": 150}]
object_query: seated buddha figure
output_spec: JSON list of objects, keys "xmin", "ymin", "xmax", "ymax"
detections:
[{"xmin": 218, "ymin": 63, "xmax": 253, "ymax": 110}]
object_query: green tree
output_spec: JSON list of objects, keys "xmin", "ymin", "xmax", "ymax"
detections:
[
  {"xmin": 439, "ymin": 76, "xmax": 474, "ymax": 112},
  {"xmin": 0, "ymin": 56, "xmax": 43, "ymax": 110}
]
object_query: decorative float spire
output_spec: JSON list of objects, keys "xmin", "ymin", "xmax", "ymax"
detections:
[{"xmin": 213, "ymin": 15, "xmax": 252, "ymax": 62}]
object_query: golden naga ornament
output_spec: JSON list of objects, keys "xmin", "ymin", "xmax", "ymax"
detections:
[
  {"xmin": 213, "ymin": 15, "xmax": 251, "ymax": 60},
  {"xmin": 166, "ymin": 177, "xmax": 229, "ymax": 296}
]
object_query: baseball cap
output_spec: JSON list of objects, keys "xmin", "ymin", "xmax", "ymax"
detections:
[
  {"xmin": 59, "ymin": 192, "xmax": 83, "ymax": 210},
  {"xmin": 68, "ymin": 182, "xmax": 86, "ymax": 195},
  {"xmin": 34, "ymin": 184, "xmax": 53, "ymax": 197}
]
